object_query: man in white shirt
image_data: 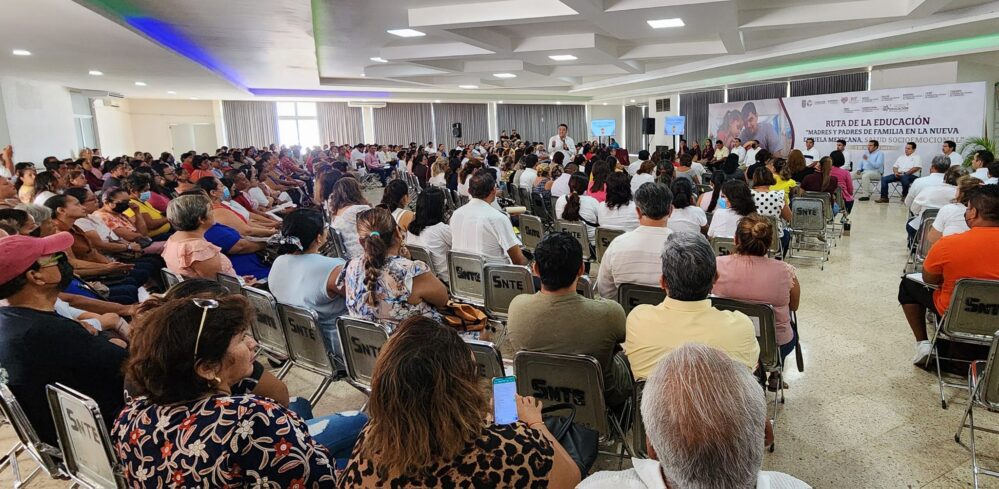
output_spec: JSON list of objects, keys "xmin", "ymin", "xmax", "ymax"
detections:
[
  {"xmin": 518, "ymin": 154, "xmax": 539, "ymax": 189},
  {"xmin": 801, "ymin": 137, "xmax": 820, "ymax": 163},
  {"xmin": 905, "ymin": 155, "xmax": 951, "ymax": 211},
  {"xmin": 628, "ymin": 150, "xmax": 650, "ymax": 176},
  {"xmin": 349, "ymin": 144, "xmax": 365, "ymax": 166},
  {"xmin": 943, "ymin": 140, "xmax": 963, "ymax": 167},
  {"xmin": 578, "ymin": 343, "xmax": 812, "ymax": 489},
  {"xmin": 744, "ymin": 140, "xmax": 761, "ymax": 167},
  {"xmin": 548, "ymin": 123, "xmax": 577, "ymax": 162},
  {"xmin": 597, "ymin": 183, "xmax": 673, "ymax": 300},
  {"xmin": 730, "ymin": 138, "xmax": 747, "ymax": 165},
  {"xmin": 876, "ymin": 142, "xmax": 922, "ymax": 203},
  {"xmin": 835, "ymin": 139, "xmax": 853, "ymax": 171},
  {"xmin": 449, "ymin": 169, "xmax": 527, "ymax": 265},
  {"xmin": 550, "ymin": 163, "xmax": 576, "ymax": 198},
  {"xmin": 970, "ymin": 149, "xmax": 996, "ymax": 184}
]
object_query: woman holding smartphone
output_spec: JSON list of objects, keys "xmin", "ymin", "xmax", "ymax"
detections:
[{"xmin": 338, "ymin": 315, "xmax": 581, "ymax": 488}]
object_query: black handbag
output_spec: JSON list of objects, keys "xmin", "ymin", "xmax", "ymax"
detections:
[{"xmin": 542, "ymin": 403, "xmax": 599, "ymax": 477}]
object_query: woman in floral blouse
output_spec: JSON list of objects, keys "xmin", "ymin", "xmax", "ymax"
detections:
[
  {"xmin": 111, "ymin": 294, "xmax": 346, "ymax": 487},
  {"xmin": 337, "ymin": 207, "xmax": 449, "ymax": 331}
]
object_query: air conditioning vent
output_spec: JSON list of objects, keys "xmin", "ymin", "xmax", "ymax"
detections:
[
  {"xmin": 655, "ymin": 98, "xmax": 670, "ymax": 112},
  {"xmin": 347, "ymin": 101, "xmax": 387, "ymax": 109}
]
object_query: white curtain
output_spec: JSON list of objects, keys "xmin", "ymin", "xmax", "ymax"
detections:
[
  {"xmin": 625, "ymin": 105, "xmax": 645, "ymax": 153},
  {"xmin": 373, "ymin": 103, "xmax": 433, "ymax": 145},
  {"xmin": 495, "ymin": 104, "xmax": 586, "ymax": 144},
  {"xmin": 434, "ymin": 103, "xmax": 488, "ymax": 147},
  {"xmin": 317, "ymin": 102, "xmax": 363, "ymax": 145},
  {"xmin": 222, "ymin": 101, "xmax": 277, "ymax": 148}
]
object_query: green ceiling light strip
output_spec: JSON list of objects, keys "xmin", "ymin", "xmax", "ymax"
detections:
[{"xmin": 713, "ymin": 32, "xmax": 999, "ymax": 86}]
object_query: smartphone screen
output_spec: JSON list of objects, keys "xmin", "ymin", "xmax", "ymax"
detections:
[{"xmin": 492, "ymin": 376, "xmax": 518, "ymax": 425}]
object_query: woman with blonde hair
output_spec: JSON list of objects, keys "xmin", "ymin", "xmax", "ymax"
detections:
[
  {"xmin": 338, "ymin": 315, "xmax": 581, "ymax": 488},
  {"xmin": 337, "ymin": 207, "xmax": 448, "ymax": 330}
]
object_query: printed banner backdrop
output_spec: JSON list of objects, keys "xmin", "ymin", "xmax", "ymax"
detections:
[{"xmin": 707, "ymin": 82, "xmax": 986, "ymax": 171}]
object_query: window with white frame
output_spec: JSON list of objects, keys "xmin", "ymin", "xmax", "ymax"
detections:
[{"xmin": 277, "ymin": 101, "xmax": 320, "ymax": 148}]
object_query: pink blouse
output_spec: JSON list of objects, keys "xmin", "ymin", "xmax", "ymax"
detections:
[
  {"xmin": 162, "ymin": 237, "xmax": 235, "ymax": 279},
  {"xmin": 712, "ymin": 254, "xmax": 796, "ymax": 345}
]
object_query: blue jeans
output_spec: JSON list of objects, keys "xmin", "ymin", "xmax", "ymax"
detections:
[
  {"xmin": 779, "ymin": 327, "xmax": 799, "ymax": 365},
  {"xmin": 288, "ymin": 398, "xmax": 368, "ymax": 469},
  {"xmin": 319, "ymin": 318, "xmax": 346, "ymax": 373},
  {"xmin": 880, "ymin": 173, "xmax": 917, "ymax": 199}
]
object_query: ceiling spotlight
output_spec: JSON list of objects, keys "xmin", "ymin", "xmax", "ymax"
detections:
[
  {"xmin": 88, "ymin": 70, "xmax": 103, "ymax": 76},
  {"xmin": 387, "ymin": 29, "xmax": 425, "ymax": 38},
  {"xmin": 498, "ymin": 101, "xmax": 504, "ymax": 104},
  {"xmin": 602, "ymin": 102, "xmax": 608, "ymax": 106},
  {"xmin": 370, "ymin": 57, "xmax": 388, "ymax": 63},
  {"xmin": 458, "ymin": 84, "xmax": 478, "ymax": 89},
  {"xmin": 556, "ymin": 101, "xmax": 562, "ymax": 105},
  {"xmin": 434, "ymin": 99, "xmax": 441, "ymax": 103},
  {"xmin": 493, "ymin": 73, "xmax": 517, "ymax": 79},
  {"xmin": 630, "ymin": 99, "xmax": 636, "ymax": 103},
  {"xmin": 647, "ymin": 18, "xmax": 685, "ymax": 29},
  {"xmin": 134, "ymin": 81, "xmax": 147, "ymax": 86},
  {"xmin": 360, "ymin": 73, "xmax": 366, "ymax": 77},
  {"xmin": 549, "ymin": 54, "xmax": 577, "ymax": 61},
  {"xmin": 11, "ymin": 49, "xmax": 31, "ymax": 56},
  {"xmin": 167, "ymin": 91, "xmax": 177, "ymax": 95}
]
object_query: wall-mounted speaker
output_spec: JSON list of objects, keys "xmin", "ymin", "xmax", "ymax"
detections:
[
  {"xmin": 451, "ymin": 122, "xmax": 462, "ymax": 138},
  {"xmin": 642, "ymin": 118, "xmax": 655, "ymax": 135}
]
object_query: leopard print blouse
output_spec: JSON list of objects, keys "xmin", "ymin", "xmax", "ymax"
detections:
[{"xmin": 337, "ymin": 422, "xmax": 555, "ymax": 487}]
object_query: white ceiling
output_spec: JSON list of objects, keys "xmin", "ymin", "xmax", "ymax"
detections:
[{"xmin": 0, "ymin": 0, "xmax": 998, "ymax": 102}]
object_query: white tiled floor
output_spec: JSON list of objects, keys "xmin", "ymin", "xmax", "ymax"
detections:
[{"xmin": 2, "ymin": 197, "xmax": 997, "ymax": 488}]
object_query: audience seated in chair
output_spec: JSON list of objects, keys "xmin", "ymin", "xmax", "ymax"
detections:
[
  {"xmin": 712, "ymin": 214, "xmax": 800, "ymax": 390},
  {"xmin": 405, "ymin": 186, "xmax": 452, "ymax": 283},
  {"xmin": 597, "ymin": 182, "xmax": 674, "ymax": 300},
  {"xmin": 707, "ymin": 180, "xmax": 758, "ymax": 239},
  {"xmin": 901, "ymin": 185, "xmax": 999, "ymax": 365},
  {"xmin": 163, "ymin": 193, "xmax": 246, "ymax": 282},
  {"xmin": 0, "ymin": 232, "xmax": 127, "ymax": 446},
  {"xmin": 597, "ymin": 172, "xmax": 639, "ymax": 231},
  {"xmin": 449, "ymin": 169, "xmax": 528, "ymax": 265},
  {"xmin": 926, "ymin": 175, "xmax": 982, "ymax": 243},
  {"xmin": 338, "ymin": 315, "xmax": 581, "ymax": 488},
  {"xmin": 666, "ymin": 178, "xmax": 708, "ymax": 235},
  {"xmin": 380, "ymin": 179, "xmax": 415, "ymax": 231},
  {"xmin": 338, "ymin": 207, "xmax": 449, "ymax": 330},
  {"xmin": 112, "ymin": 292, "xmax": 365, "ymax": 486},
  {"xmin": 578, "ymin": 343, "xmax": 811, "ymax": 489},
  {"xmin": 624, "ymin": 232, "xmax": 759, "ymax": 380},
  {"xmin": 327, "ymin": 177, "xmax": 372, "ymax": 260},
  {"xmin": 269, "ymin": 208, "xmax": 348, "ymax": 370}
]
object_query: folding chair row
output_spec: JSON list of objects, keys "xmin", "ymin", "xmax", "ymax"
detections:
[
  {"xmin": 905, "ymin": 216, "xmax": 936, "ymax": 274},
  {"xmin": 787, "ymin": 197, "xmax": 830, "ymax": 270}
]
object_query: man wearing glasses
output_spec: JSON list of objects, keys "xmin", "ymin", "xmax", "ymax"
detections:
[{"xmin": 0, "ymin": 232, "xmax": 127, "ymax": 445}]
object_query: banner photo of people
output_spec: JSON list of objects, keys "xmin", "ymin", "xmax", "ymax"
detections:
[{"xmin": 707, "ymin": 81, "xmax": 986, "ymax": 171}]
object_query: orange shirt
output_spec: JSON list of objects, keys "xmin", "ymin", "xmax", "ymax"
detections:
[
  {"xmin": 190, "ymin": 169, "xmax": 215, "ymax": 182},
  {"xmin": 922, "ymin": 227, "xmax": 999, "ymax": 314}
]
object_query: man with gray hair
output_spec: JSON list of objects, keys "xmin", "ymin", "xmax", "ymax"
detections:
[
  {"xmin": 579, "ymin": 343, "xmax": 811, "ymax": 489},
  {"xmin": 623, "ymin": 232, "xmax": 758, "ymax": 379},
  {"xmin": 904, "ymin": 154, "xmax": 952, "ymax": 211},
  {"xmin": 597, "ymin": 182, "xmax": 673, "ymax": 300}
]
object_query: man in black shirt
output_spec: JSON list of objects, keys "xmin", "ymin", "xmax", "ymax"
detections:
[{"xmin": 0, "ymin": 232, "xmax": 127, "ymax": 445}]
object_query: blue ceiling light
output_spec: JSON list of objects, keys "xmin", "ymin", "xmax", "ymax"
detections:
[{"xmin": 124, "ymin": 16, "xmax": 244, "ymax": 88}]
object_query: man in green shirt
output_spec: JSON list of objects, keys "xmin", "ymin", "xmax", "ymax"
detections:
[{"xmin": 507, "ymin": 232, "xmax": 632, "ymax": 411}]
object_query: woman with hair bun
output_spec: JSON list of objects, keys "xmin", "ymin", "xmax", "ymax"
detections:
[
  {"xmin": 711, "ymin": 214, "xmax": 800, "ymax": 390},
  {"xmin": 337, "ymin": 207, "xmax": 449, "ymax": 330},
  {"xmin": 268, "ymin": 208, "xmax": 348, "ymax": 366}
]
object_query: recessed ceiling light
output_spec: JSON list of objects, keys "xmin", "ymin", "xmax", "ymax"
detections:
[
  {"xmin": 630, "ymin": 99, "xmax": 636, "ymax": 103},
  {"xmin": 11, "ymin": 49, "xmax": 31, "ymax": 56},
  {"xmin": 134, "ymin": 81, "xmax": 147, "ymax": 86},
  {"xmin": 387, "ymin": 29, "xmax": 425, "ymax": 38},
  {"xmin": 88, "ymin": 70, "xmax": 103, "ymax": 76},
  {"xmin": 370, "ymin": 57, "xmax": 388, "ymax": 63},
  {"xmin": 167, "ymin": 90, "xmax": 177, "ymax": 95},
  {"xmin": 556, "ymin": 101, "xmax": 562, "ymax": 105},
  {"xmin": 647, "ymin": 18, "xmax": 685, "ymax": 29},
  {"xmin": 493, "ymin": 73, "xmax": 517, "ymax": 79},
  {"xmin": 602, "ymin": 102, "xmax": 608, "ymax": 106},
  {"xmin": 190, "ymin": 97, "xmax": 199, "ymax": 100},
  {"xmin": 549, "ymin": 54, "xmax": 577, "ymax": 61},
  {"xmin": 458, "ymin": 85, "xmax": 478, "ymax": 89},
  {"xmin": 360, "ymin": 73, "xmax": 366, "ymax": 77},
  {"xmin": 498, "ymin": 101, "xmax": 504, "ymax": 104},
  {"xmin": 434, "ymin": 99, "xmax": 441, "ymax": 103}
]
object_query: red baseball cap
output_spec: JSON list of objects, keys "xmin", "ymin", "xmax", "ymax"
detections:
[{"xmin": 0, "ymin": 232, "xmax": 74, "ymax": 285}]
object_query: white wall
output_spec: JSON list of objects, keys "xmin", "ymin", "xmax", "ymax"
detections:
[
  {"xmin": 128, "ymin": 99, "xmax": 216, "ymax": 155},
  {"xmin": 870, "ymin": 61, "xmax": 958, "ymax": 90},
  {"xmin": 586, "ymin": 104, "xmax": 623, "ymax": 144},
  {"xmin": 92, "ymin": 99, "xmax": 135, "ymax": 158},
  {"xmin": 0, "ymin": 77, "xmax": 76, "ymax": 164},
  {"xmin": 0, "ymin": 88, "xmax": 9, "ymax": 148},
  {"xmin": 957, "ymin": 61, "xmax": 999, "ymax": 138},
  {"xmin": 646, "ymin": 93, "xmax": 680, "ymax": 151}
]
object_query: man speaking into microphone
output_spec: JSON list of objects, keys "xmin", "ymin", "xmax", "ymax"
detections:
[{"xmin": 548, "ymin": 123, "xmax": 577, "ymax": 162}]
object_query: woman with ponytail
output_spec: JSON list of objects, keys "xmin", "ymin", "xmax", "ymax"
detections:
[
  {"xmin": 712, "ymin": 214, "xmax": 800, "ymax": 390},
  {"xmin": 337, "ymin": 207, "xmax": 449, "ymax": 330},
  {"xmin": 555, "ymin": 173, "xmax": 599, "ymax": 246},
  {"xmin": 268, "ymin": 208, "xmax": 348, "ymax": 366},
  {"xmin": 667, "ymin": 178, "xmax": 708, "ymax": 235}
]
